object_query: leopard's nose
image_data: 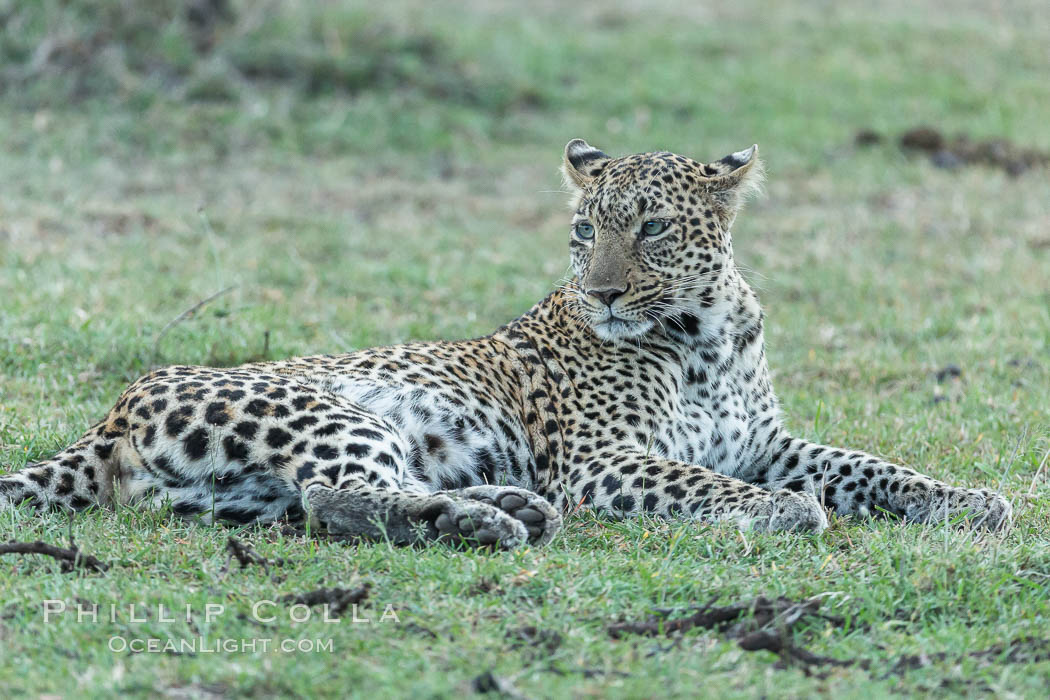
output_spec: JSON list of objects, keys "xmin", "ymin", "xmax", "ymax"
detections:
[{"xmin": 587, "ymin": 286, "xmax": 626, "ymax": 307}]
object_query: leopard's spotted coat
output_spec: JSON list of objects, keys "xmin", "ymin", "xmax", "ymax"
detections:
[{"xmin": 0, "ymin": 140, "xmax": 1012, "ymax": 547}]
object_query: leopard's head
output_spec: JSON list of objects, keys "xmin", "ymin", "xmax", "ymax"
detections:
[{"xmin": 560, "ymin": 139, "xmax": 763, "ymax": 341}]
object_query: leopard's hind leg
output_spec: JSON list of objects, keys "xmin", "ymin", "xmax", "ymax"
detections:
[
  {"xmin": 3, "ymin": 366, "xmax": 559, "ymax": 549},
  {"xmin": 285, "ymin": 406, "xmax": 535, "ymax": 549},
  {"xmin": 0, "ymin": 422, "xmax": 121, "ymax": 512}
]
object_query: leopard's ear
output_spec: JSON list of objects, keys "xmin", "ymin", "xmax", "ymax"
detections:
[
  {"xmin": 700, "ymin": 144, "xmax": 764, "ymax": 224},
  {"xmin": 561, "ymin": 139, "xmax": 612, "ymax": 193}
]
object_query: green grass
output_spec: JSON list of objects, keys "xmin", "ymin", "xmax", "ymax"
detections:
[{"xmin": 2, "ymin": 0, "xmax": 1049, "ymax": 696}]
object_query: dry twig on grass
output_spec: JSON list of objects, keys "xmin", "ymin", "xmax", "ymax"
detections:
[
  {"xmin": 217, "ymin": 536, "xmax": 285, "ymax": 580},
  {"xmin": 0, "ymin": 539, "xmax": 109, "ymax": 573},
  {"xmin": 152, "ymin": 285, "xmax": 236, "ymax": 362},
  {"xmin": 278, "ymin": 583, "xmax": 371, "ymax": 617}
]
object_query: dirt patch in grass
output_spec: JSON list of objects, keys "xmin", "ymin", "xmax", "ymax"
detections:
[
  {"xmin": 856, "ymin": 126, "xmax": 1050, "ymax": 175},
  {"xmin": 607, "ymin": 594, "xmax": 841, "ymax": 641},
  {"xmin": 609, "ymin": 594, "xmax": 1050, "ymax": 681}
]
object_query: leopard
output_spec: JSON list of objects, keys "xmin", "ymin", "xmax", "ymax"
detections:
[{"xmin": 0, "ymin": 139, "xmax": 1013, "ymax": 549}]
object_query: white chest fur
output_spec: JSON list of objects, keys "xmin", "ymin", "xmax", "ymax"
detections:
[{"xmin": 649, "ymin": 335, "xmax": 760, "ymax": 479}]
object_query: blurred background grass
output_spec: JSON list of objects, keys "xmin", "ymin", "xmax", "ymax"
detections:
[{"xmin": 4, "ymin": 0, "xmax": 1049, "ymax": 160}]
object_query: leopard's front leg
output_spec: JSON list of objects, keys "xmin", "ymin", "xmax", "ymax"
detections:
[
  {"xmin": 762, "ymin": 436, "xmax": 1012, "ymax": 531},
  {"xmin": 564, "ymin": 454, "xmax": 827, "ymax": 533}
]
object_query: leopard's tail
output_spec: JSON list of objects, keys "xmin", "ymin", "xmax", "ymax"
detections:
[{"xmin": 1, "ymin": 422, "xmax": 120, "ymax": 512}]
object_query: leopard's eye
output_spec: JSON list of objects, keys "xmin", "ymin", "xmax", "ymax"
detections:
[
  {"xmin": 641, "ymin": 220, "xmax": 669, "ymax": 237},
  {"xmin": 574, "ymin": 222, "xmax": 595, "ymax": 240}
]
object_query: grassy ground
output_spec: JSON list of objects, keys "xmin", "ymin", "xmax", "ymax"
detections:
[{"xmin": 2, "ymin": 0, "xmax": 1049, "ymax": 696}]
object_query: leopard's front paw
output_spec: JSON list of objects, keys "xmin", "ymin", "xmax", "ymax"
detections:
[
  {"xmin": 456, "ymin": 485, "xmax": 562, "ymax": 546},
  {"xmin": 751, "ymin": 489, "xmax": 828, "ymax": 534},
  {"xmin": 420, "ymin": 496, "xmax": 530, "ymax": 550},
  {"xmin": 901, "ymin": 482, "xmax": 1013, "ymax": 531}
]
